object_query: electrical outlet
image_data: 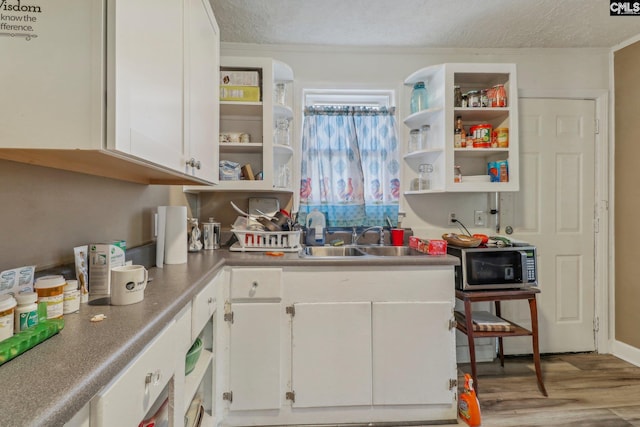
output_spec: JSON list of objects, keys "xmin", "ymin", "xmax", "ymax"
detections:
[
  {"xmin": 448, "ymin": 212, "xmax": 457, "ymax": 225},
  {"xmin": 474, "ymin": 210, "xmax": 486, "ymax": 226}
]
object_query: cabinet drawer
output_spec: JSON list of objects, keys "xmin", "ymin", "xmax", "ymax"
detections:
[
  {"xmin": 192, "ymin": 274, "xmax": 218, "ymax": 342},
  {"xmin": 91, "ymin": 308, "xmax": 191, "ymax": 427},
  {"xmin": 230, "ymin": 268, "xmax": 282, "ymax": 300}
]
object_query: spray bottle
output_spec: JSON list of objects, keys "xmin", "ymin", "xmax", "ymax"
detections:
[{"xmin": 458, "ymin": 373, "xmax": 482, "ymax": 426}]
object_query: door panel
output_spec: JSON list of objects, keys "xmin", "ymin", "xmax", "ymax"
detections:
[
  {"xmin": 291, "ymin": 302, "xmax": 372, "ymax": 408},
  {"xmin": 229, "ymin": 303, "xmax": 281, "ymax": 411},
  {"xmin": 372, "ymin": 302, "xmax": 455, "ymax": 405},
  {"xmin": 501, "ymin": 98, "xmax": 595, "ymax": 354}
]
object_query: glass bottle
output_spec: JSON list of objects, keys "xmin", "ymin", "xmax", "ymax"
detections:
[
  {"xmin": 274, "ymin": 119, "xmax": 290, "ymax": 146},
  {"xmin": 454, "ymin": 85, "xmax": 463, "ymax": 107},
  {"xmin": 454, "ymin": 165, "xmax": 462, "ymax": 183},
  {"xmin": 454, "ymin": 116, "xmax": 465, "ymax": 148},
  {"xmin": 410, "ymin": 81, "xmax": 428, "ymax": 114}
]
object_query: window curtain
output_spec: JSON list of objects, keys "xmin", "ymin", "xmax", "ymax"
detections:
[{"xmin": 298, "ymin": 106, "xmax": 400, "ymax": 227}]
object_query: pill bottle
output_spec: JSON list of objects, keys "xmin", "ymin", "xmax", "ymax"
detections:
[
  {"xmin": 0, "ymin": 294, "xmax": 17, "ymax": 342},
  {"xmin": 34, "ymin": 275, "xmax": 66, "ymax": 319},
  {"xmin": 63, "ymin": 280, "xmax": 80, "ymax": 314},
  {"xmin": 14, "ymin": 291, "xmax": 38, "ymax": 333}
]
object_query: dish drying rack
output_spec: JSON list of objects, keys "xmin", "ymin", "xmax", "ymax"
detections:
[{"xmin": 230, "ymin": 230, "xmax": 302, "ymax": 252}]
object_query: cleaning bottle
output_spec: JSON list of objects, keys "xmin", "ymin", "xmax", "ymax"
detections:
[{"xmin": 458, "ymin": 373, "xmax": 482, "ymax": 426}]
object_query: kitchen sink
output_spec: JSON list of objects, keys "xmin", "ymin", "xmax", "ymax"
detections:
[
  {"xmin": 356, "ymin": 245, "xmax": 423, "ymax": 256},
  {"xmin": 302, "ymin": 246, "xmax": 367, "ymax": 257},
  {"xmin": 301, "ymin": 245, "xmax": 424, "ymax": 258}
]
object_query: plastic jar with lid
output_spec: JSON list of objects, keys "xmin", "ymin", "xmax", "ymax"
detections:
[
  {"xmin": 63, "ymin": 280, "xmax": 80, "ymax": 315},
  {"xmin": 0, "ymin": 294, "xmax": 17, "ymax": 342},
  {"xmin": 14, "ymin": 292, "xmax": 38, "ymax": 333},
  {"xmin": 34, "ymin": 275, "xmax": 66, "ymax": 319}
]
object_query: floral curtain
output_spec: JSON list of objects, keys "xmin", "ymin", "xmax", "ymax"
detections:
[{"xmin": 298, "ymin": 106, "xmax": 400, "ymax": 227}]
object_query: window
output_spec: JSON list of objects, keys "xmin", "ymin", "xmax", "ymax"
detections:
[{"xmin": 298, "ymin": 89, "xmax": 400, "ymax": 227}]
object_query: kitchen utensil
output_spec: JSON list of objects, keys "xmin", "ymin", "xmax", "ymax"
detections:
[{"xmin": 257, "ymin": 216, "xmax": 282, "ymax": 232}]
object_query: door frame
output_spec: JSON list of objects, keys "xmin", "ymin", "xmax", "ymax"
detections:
[{"xmin": 518, "ymin": 89, "xmax": 610, "ymax": 354}]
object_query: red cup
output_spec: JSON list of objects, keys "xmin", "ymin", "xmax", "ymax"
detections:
[{"xmin": 391, "ymin": 228, "xmax": 405, "ymax": 246}]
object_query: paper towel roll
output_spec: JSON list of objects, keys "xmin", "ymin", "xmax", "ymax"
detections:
[{"xmin": 156, "ymin": 206, "xmax": 187, "ymax": 266}]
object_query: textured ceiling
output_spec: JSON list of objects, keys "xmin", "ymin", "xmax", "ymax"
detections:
[{"xmin": 209, "ymin": 0, "xmax": 640, "ymax": 48}]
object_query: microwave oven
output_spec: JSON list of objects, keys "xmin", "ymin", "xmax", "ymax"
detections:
[{"xmin": 448, "ymin": 245, "xmax": 538, "ymax": 290}]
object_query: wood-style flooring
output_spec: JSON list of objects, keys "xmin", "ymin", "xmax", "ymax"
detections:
[{"xmin": 449, "ymin": 353, "xmax": 640, "ymax": 426}]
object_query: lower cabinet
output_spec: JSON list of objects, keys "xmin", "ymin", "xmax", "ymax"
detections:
[{"xmin": 221, "ymin": 265, "xmax": 458, "ymax": 426}]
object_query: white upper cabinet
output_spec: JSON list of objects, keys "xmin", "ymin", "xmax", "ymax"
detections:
[
  {"xmin": 403, "ymin": 63, "xmax": 519, "ymax": 193},
  {"xmin": 0, "ymin": 0, "xmax": 219, "ymax": 185},
  {"xmin": 185, "ymin": 57, "xmax": 294, "ymax": 193}
]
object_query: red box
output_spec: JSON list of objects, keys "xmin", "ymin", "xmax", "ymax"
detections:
[{"xmin": 409, "ymin": 236, "xmax": 447, "ymax": 255}]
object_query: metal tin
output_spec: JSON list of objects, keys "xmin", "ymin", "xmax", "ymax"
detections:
[{"xmin": 203, "ymin": 221, "xmax": 221, "ymax": 250}]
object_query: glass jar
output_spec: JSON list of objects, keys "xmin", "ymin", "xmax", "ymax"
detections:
[
  {"xmin": 419, "ymin": 125, "xmax": 430, "ymax": 150},
  {"xmin": 454, "ymin": 85, "xmax": 462, "ymax": 108},
  {"xmin": 480, "ymin": 89, "xmax": 489, "ymax": 107},
  {"xmin": 494, "ymin": 84, "xmax": 507, "ymax": 107},
  {"xmin": 409, "ymin": 129, "xmax": 422, "ymax": 152},
  {"xmin": 275, "ymin": 83, "xmax": 286, "ymax": 105},
  {"xmin": 410, "ymin": 81, "xmax": 428, "ymax": 114},
  {"xmin": 418, "ymin": 164, "xmax": 433, "ymax": 191},
  {"xmin": 467, "ymin": 90, "xmax": 481, "ymax": 108},
  {"xmin": 274, "ymin": 119, "xmax": 290, "ymax": 146}
]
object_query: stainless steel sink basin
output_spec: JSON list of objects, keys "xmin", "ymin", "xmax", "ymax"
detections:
[
  {"xmin": 357, "ymin": 245, "xmax": 423, "ymax": 256},
  {"xmin": 301, "ymin": 245, "xmax": 424, "ymax": 258},
  {"xmin": 302, "ymin": 246, "xmax": 366, "ymax": 257}
]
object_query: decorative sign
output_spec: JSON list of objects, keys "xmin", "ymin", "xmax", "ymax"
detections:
[{"xmin": 0, "ymin": 0, "xmax": 41, "ymax": 41}]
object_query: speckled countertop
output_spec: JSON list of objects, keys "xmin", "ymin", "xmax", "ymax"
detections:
[{"xmin": 0, "ymin": 249, "xmax": 458, "ymax": 427}]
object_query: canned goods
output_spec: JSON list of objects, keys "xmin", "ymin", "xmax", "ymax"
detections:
[{"xmin": 496, "ymin": 127, "xmax": 509, "ymax": 147}]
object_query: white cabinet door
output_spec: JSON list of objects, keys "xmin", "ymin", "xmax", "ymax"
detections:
[
  {"xmin": 109, "ymin": 0, "xmax": 185, "ymax": 172},
  {"xmin": 184, "ymin": 0, "xmax": 219, "ymax": 183},
  {"xmin": 372, "ymin": 301, "xmax": 455, "ymax": 405},
  {"xmin": 291, "ymin": 302, "xmax": 372, "ymax": 408},
  {"xmin": 228, "ymin": 303, "xmax": 281, "ymax": 411}
]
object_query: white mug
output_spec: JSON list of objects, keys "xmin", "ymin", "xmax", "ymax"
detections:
[{"xmin": 110, "ymin": 265, "xmax": 148, "ymax": 305}]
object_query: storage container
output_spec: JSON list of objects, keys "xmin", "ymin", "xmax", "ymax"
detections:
[
  {"xmin": 34, "ymin": 276, "xmax": 66, "ymax": 319},
  {"xmin": 0, "ymin": 294, "xmax": 17, "ymax": 342}
]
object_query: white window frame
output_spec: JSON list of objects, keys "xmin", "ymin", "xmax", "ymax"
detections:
[{"xmin": 303, "ymin": 88, "xmax": 395, "ymax": 109}]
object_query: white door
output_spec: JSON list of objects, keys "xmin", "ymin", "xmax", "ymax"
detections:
[
  {"xmin": 291, "ymin": 302, "xmax": 372, "ymax": 408},
  {"xmin": 372, "ymin": 302, "xmax": 455, "ymax": 405},
  {"xmin": 500, "ymin": 98, "xmax": 596, "ymax": 354},
  {"xmin": 228, "ymin": 303, "xmax": 281, "ymax": 411}
]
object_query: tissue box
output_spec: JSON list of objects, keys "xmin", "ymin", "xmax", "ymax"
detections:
[
  {"xmin": 409, "ymin": 236, "xmax": 447, "ymax": 255},
  {"xmin": 220, "ymin": 70, "xmax": 260, "ymax": 87},
  {"xmin": 89, "ymin": 241, "xmax": 126, "ymax": 297}
]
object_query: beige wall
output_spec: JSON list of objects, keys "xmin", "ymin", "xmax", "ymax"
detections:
[
  {"xmin": 0, "ymin": 160, "xmax": 192, "ymax": 272},
  {"xmin": 614, "ymin": 41, "xmax": 640, "ymax": 348}
]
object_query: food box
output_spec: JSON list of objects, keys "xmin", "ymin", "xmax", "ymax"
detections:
[
  {"xmin": 89, "ymin": 241, "xmax": 126, "ymax": 297},
  {"xmin": 220, "ymin": 85, "xmax": 261, "ymax": 102},
  {"xmin": 409, "ymin": 236, "xmax": 447, "ymax": 255},
  {"xmin": 220, "ymin": 70, "xmax": 260, "ymax": 87}
]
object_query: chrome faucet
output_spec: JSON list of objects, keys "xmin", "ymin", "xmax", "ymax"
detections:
[{"xmin": 352, "ymin": 226, "xmax": 385, "ymax": 246}]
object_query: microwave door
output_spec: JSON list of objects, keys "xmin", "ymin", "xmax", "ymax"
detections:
[{"xmin": 519, "ymin": 250, "xmax": 529, "ymax": 285}]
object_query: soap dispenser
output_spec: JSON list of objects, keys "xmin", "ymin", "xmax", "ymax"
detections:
[{"xmin": 305, "ymin": 210, "xmax": 326, "ymax": 246}]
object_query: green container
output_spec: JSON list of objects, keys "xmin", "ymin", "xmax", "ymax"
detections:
[{"xmin": 185, "ymin": 337, "xmax": 203, "ymax": 375}]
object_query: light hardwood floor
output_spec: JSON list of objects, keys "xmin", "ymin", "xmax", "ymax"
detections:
[{"xmin": 451, "ymin": 353, "xmax": 640, "ymax": 426}]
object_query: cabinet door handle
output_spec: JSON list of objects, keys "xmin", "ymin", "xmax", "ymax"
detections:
[
  {"xmin": 144, "ymin": 370, "xmax": 161, "ymax": 395},
  {"xmin": 186, "ymin": 158, "xmax": 201, "ymax": 170},
  {"xmin": 249, "ymin": 281, "xmax": 258, "ymax": 297}
]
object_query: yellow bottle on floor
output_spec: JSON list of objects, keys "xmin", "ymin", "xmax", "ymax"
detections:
[{"xmin": 459, "ymin": 373, "xmax": 482, "ymax": 426}]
